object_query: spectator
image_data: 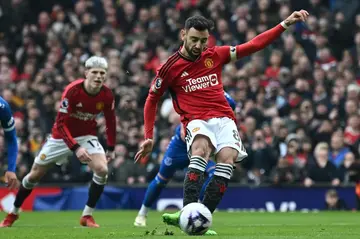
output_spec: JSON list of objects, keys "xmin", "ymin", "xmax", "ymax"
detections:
[
  {"xmin": 329, "ymin": 131, "xmax": 351, "ymax": 168},
  {"xmin": 339, "ymin": 152, "xmax": 358, "ymax": 183},
  {"xmin": 324, "ymin": 189, "xmax": 348, "ymax": 211},
  {"xmin": 247, "ymin": 129, "xmax": 277, "ymax": 184},
  {"xmin": 0, "ymin": 0, "xmax": 359, "ymax": 185},
  {"xmin": 282, "ymin": 134, "xmax": 307, "ymax": 169},
  {"xmin": 304, "ymin": 142, "xmax": 341, "ymax": 187}
]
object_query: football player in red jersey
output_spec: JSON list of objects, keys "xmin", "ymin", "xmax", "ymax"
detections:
[
  {"xmin": 0, "ymin": 56, "xmax": 116, "ymax": 228},
  {"xmin": 135, "ymin": 11, "xmax": 309, "ymax": 235}
]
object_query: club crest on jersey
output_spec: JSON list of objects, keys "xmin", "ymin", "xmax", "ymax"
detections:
[
  {"xmin": 96, "ymin": 102, "xmax": 104, "ymax": 110},
  {"xmin": 40, "ymin": 154, "xmax": 46, "ymax": 160},
  {"xmin": 204, "ymin": 58, "xmax": 213, "ymax": 68},
  {"xmin": 192, "ymin": 127, "xmax": 200, "ymax": 133},
  {"xmin": 164, "ymin": 157, "xmax": 172, "ymax": 166}
]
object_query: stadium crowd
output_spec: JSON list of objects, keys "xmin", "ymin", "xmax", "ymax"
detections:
[{"xmin": 0, "ymin": 0, "xmax": 359, "ymax": 186}]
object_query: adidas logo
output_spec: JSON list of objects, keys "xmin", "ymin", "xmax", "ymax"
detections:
[
  {"xmin": 181, "ymin": 71, "xmax": 189, "ymax": 78},
  {"xmin": 76, "ymin": 102, "xmax": 83, "ymax": 107}
]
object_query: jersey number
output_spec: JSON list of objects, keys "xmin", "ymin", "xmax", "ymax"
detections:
[
  {"xmin": 87, "ymin": 139, "xmax": 100, "ymax": 148},
  {"xmin": 233, "ymin": 130, "xmax": 240, "ymax": 142},
  {"xmin": 233, "ymin": 130, "xmax": 246, "ymax": 152}
]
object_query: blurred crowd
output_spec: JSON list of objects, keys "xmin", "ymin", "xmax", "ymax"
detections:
[{"xmin": 0, "ymin": 0, "xmax": 359, "ymax": 186}]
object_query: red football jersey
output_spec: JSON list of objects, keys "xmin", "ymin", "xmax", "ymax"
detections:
[
  {"xmin": 52, "ymin": 79, "xmax": 116, "ymax": 151},
  {"xmin": 157, "ymin": 47, "xmax": 235, "ymax": 123},
  {"xmin": 144, "ymin": 23, "xmax": 286, "ymax": 138}
]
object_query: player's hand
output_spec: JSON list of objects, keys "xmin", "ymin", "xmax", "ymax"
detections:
[
  {"xmin": 134, "ymin": 139, "xmax": 154, "ymax": 163},
  {"xmin": 284, "ymin": 10, "xmax": 309, "ymax": 26},
  {"xmin": 105, "ymin": 150, "xmax": 115, "ymax": 162},
  {"xmin": 4, "ymin": 171, "xmax": 19, "ymax": 190},
  {"xmin": 75, "ymin": 147, "xmax": 92, "ymax": 163}
]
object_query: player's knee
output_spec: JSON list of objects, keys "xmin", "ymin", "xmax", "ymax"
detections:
[
  {"xmin": 25, "ymin": 164, "xmax": 47, "ymax": 186},
  {"xmin": 191, "ymin": 136, "xmax": 213, "ymax": 159},
  {"xmin": 155, "ymin": 174, "xmax": 169, "ymax": 186},
  {"xmin": 93, "ymin": 165, "xmax": 108, "ymax": 178},
  {"xmin": 216, "ymin": 147, "xmax": 238, "ymax": 165},
  {"xmin": 191, "ymin": 147, "xmax": 207, "ymax": 158},
  {"xmin": 218, "ymin": 157, "xmax": 234, "ymax": 165},
  {"xmin": 93, "ymin": 173, "xmax": 108, "ymax": 185},
  {"xmin": 22, "ymin": 174, "xmax": 38, "ymax": 189}
]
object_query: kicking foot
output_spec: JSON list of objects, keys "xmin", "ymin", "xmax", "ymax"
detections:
[
  {"xmin": 80, "ymin": 215, "xmax": 99, "ymax": 228},
  {"xmin": 0, "ymin": 213, "xmax": 19, "ymax": 228},
  {"xmin": 162, "ymin": 211, "xmax": 180, "ymax": 227},
  {"xmin": 134, "ymin": 215, "xmax": 146, "ymax": 227},
  {"xmin": 205, "ymin": 229, "xmax": 217, "ymax": 235}
]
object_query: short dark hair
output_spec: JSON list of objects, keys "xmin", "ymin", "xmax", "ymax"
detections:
[
  {"xmin": 184, "ymin": 15, "xmax": 214, "ymax": 31},
  {"xmin": 326, "ymin": 189, "xmax": 338, "ymax": 198}
]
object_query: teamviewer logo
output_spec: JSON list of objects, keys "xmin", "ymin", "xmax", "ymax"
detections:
[{"xmin": 209, "ymin": 74, "xmax": 219, "ymax": 86}]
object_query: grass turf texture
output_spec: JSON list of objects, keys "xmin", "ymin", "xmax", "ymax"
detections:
[{"xmin": 0, "ymin": 211, "xmax": 359, "ymax": 238}]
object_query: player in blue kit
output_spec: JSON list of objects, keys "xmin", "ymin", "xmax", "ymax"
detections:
[
  {"xmin": 0, "ymin": 97, "xmax": 18, "ymax": 190},
  {"xmin": 134, "ymin": 91, "xmax": 236, "ymax": 227}
]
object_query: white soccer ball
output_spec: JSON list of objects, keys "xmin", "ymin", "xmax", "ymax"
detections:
[{"xmin": 179, "ymin": 202, "xmax": 212, "ymax": 235}]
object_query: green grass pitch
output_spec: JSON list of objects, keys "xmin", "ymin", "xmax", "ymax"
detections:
[{"xmin": 0, "ymin": 210, "xmax": 359, "ymax": 238}]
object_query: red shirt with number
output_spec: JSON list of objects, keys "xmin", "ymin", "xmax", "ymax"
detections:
[{"xmin": 51, "ymin": 79, "xmax": 116, "ymax": 151}]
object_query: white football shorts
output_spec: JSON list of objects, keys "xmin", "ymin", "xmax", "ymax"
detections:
[
  {"xmin": 34, "ymin": 135, "xmax": 105, "ymax": 166},
  {"xmin": 185, "ymin": 117, "xmax": 248, "ymax": 162}
]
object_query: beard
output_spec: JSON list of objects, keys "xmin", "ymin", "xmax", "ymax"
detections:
[{"xmin": 184, "ymin": 40, "xmax": 201, "ymax": 60}]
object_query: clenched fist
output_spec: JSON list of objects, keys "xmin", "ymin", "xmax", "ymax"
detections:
[{"xmin": 284, "ymin": 10, "xmax": 309, "ymax": 26}]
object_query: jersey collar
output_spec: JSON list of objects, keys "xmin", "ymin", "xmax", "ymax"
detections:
[{"xmin": 82, "ymin": 81, "xmax": 103, "ymax": 97}]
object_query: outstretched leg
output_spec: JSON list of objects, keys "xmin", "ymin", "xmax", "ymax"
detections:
[
  {"xmin": 135, "ymin": 139, "xmax": 188, "ymax": 227},
  {"xmin": 134, "ymin": 173, "xmax": 169, "ymax": 227},
  {"xmin": 0, "ymin": 163, "xmax": 49, "ymax": 227}
]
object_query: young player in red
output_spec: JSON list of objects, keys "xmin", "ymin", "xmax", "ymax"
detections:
[
  {"xmin": 0, "ymin": 56, "xmax": 116, "ymax": 228},
  {"xmin": 135, "ymin": 11, "xmax": 309, "ymax": 235}
]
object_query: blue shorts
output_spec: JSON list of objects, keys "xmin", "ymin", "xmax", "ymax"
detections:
[{"xmin": 159, "ymin": 125, "xmax": 215, "ymax": 180}]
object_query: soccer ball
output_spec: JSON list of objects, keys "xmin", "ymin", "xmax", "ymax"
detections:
[{"xmin": 179, "ymin": 202, "xmax": 212, "ymax": 235}]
